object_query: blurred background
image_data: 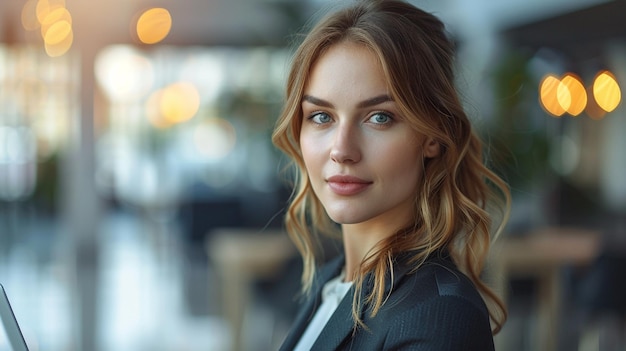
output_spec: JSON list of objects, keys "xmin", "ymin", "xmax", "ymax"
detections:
[{"xmin": 0, "ymin": 0, "xmax": 625, "ymax": 350}]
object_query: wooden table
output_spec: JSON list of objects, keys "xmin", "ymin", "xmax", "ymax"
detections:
[
  {"xmin": 489, "ymin": 227, "xmax": 601, "ymax": 351},
  {"xmin": 206, "ymin": 228, "xmax": 296, "ymax": 351}
]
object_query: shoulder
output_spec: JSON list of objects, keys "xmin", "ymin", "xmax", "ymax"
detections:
[
  {"xmin": 388, "ymin": 253, "xmax": 489, "ymax": 314},
  {"xmin": 366, "ymin": 255, "xmax": 495, "ymax": 350},
  {"xmin": 375, "ymin": 294, "xmax": 495, "ymax": 351}
]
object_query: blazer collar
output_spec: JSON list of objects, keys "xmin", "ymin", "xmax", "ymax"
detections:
[
  {"xmin": 310, "ymin": 253, "xmax": 422, "ymax": 350},
  {"xmin": 280, "ymin": 251, "xmax": 450, "ymax": 351}
]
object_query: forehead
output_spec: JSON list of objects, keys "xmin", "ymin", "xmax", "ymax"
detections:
[{"xmin": 304, "ymin": 42, "xmax": 389, "ymax": 97}]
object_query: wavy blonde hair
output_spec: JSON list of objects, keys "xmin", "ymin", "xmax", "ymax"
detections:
[{"xmin": 272, "ymin": 0, "xmax": 510, "ymax": 333}]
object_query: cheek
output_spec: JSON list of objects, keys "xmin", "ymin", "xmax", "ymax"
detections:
[
  {"xmin": 299, "ymin": 134, "xmax": 323, "ymax": 175},
  {"xmin": 377, "ymin": 141, "xmax": 422, "ymax": 181}
]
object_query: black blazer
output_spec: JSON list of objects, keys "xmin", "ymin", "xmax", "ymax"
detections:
[{"xmin": 279, "ymin": 252, "xmax": 495, "ymax": 351}]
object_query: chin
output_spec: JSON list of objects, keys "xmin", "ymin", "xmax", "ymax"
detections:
[{"xmin": 326, "ymin": 212, "xmax": 369, "ymax": 225}]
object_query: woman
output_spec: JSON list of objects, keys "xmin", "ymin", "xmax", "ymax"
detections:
[{"xmin": 272, "ymin": 0, "xmax": 510, "ymax": 350}]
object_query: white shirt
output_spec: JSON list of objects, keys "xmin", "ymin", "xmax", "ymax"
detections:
[{"xmin": 293, "ymin": 271, "xmax": 353, "ymax": 351}]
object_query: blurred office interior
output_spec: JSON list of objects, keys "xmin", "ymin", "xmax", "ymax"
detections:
[{"xmin": 0, "ymin": 0, "xmax": 625, "ymax": 350}]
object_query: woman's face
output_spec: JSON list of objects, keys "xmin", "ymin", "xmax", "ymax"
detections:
[{"xmin": 299, "ymin": 42, "xmax": 439, "ymax": 232}]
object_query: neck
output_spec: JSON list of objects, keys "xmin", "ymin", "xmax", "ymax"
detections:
[{"xmin": 341, "ymin": 223, "xmax": 393, "ymax": 281}]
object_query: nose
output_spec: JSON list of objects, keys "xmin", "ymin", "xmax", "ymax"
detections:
[{"xmin": 330, "ymin": 123, "xmax": 361, "ymax": 164}]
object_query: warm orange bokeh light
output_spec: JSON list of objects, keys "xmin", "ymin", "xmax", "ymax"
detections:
[
  {"xmin": 593, "ymin": 71, "xmax": 622, "ymax": 113},
  {"xmin": 43, "ymin": 20, "xmax": 71, "ymax": 45},
  {"xmin": 145, "ymin": 83, "xmax": 200, "ymax": 128},
  {"xmin": 540, "ymin": 75, "xmax": 566, "ymax": 117},
  {"xmin": 161, "ymin": 83, "xmax": 200, "ymax": 124},
  {"xmin": 136, "ymin": 8, "xmax": 172, "ymax": 44},
  {"xmin": 538, "ymin": 72, "xmax": 618, "ymax": 118},
  {"xmin": 44, "ymin": 28, "xmax": 73, "ymax": 57},
  {"xmin": 40, "ymin": 7, "xmax": 72, "ymax": 39},
  {"xmin": 22, "ymin": 0, "xmax": 74, "ymax": 57},
  {"xmin": 559, "ymin": 74, "xmax": 587, "ymax": 116},
  {"xmin": 36, "ymin": 0, "xmax": 66, "ymax": 24}
]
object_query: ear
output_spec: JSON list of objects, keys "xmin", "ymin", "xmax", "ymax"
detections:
[{"xmin": 423, "ymin": 137, "xmax": 440, "ymax": 158}]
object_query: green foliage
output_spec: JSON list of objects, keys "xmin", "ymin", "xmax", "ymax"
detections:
[{"xmin": 486, "ymin": 49, "xmax": 552, "ymax": 191}]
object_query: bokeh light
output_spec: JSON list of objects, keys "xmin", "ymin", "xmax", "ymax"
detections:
[
  {"xmin": 44, "ymin": 26, "xmax": 73, "ymax": 57},
  {"xmin": 95, "ymin": 46, "xmax": 155, "ymax": 103},
  {"xmin": 36, "ymin": 0, "xmax": 66, "ymax": 24},
  {"xmin": 539, "ymin": 74, "xmax": 566, "ymax": 117},
  {"xmin": 43, "ymin": 20, "xmax": 71, "ymax": 45},
  {"xmin": 160, "ymin": 82, "xmax": 200, "ymax": 125},
  {"xmin": 593, "ymin": 71, "xmax": 621, "ymax": 113},
  {"xmin": 540, "ymin": 71, "xmax": 621, "ymax": 118},
  {"xmin": 559, "ymin": 74, "xmax": 587, "ymax": 116},
  {"xmin": 145, "ymin": 82, "xmax": 200, "ymax": 128},
  {"xmin": 21, "ymin": 0, "xmax": 74, "ymax": 57},
  {"xmin": 136, "ymin": 8, "xmax": 172, "ymax": 44},
  {"xmin": 40, "ymin": 7, "xmax": 72, "ymax": 39}
]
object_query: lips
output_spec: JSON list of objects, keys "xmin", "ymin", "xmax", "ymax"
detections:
[{"xmin": 326, "ymin": 175, "xmax": 372, "ymax": 196}]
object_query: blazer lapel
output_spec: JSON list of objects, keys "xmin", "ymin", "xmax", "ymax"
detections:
[
  {"xmin": 309, "ymin": 252, "xmax": 431, "ymax": 350},
  {"xmin": 283, "ymin": 251, "xmax": 445, "ymax": 350},
  {"xmin": 310, "ymin": 283, "xmax": 357, "ymax": 350},
  {"xmin": 279, "ymin": 256, "xmax": 345, "ymax": 351}
]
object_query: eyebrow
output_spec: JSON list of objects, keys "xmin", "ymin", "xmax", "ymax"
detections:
[{"xmin": 302, "ymin": 94, "xmax": 394, "ymax": 109}]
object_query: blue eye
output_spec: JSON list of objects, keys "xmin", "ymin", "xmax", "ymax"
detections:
[
  {"xmin": 309, "ymin": 112, "xmax": 332, "ymax": 124},
  {"xmin": 368, "ymin": 112, "xmax": 392, "ymax": 125}
]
